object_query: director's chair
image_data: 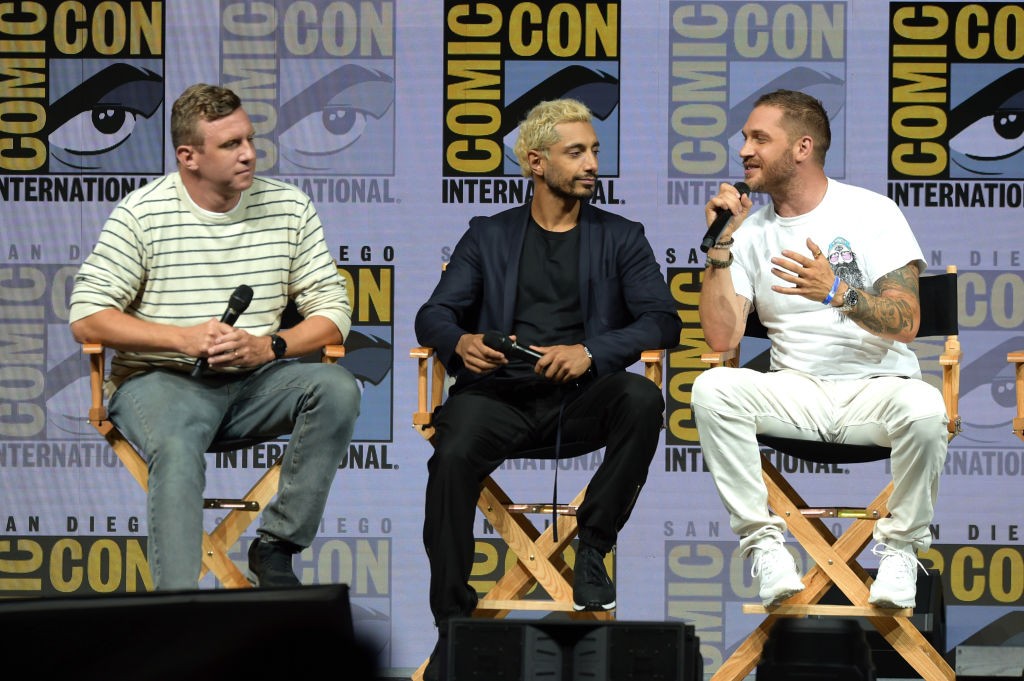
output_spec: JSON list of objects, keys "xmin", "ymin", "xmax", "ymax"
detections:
[
  {"xmin": 83, "ymin": 304, "xmax": 343, "ymax": 589},
  {"xmin": 702, "ymin": 265, "xmax": 961, "ymax": 681},
  {"xmin": 409, "ymin": 343, "xmax": 664, "ymax": 681}
]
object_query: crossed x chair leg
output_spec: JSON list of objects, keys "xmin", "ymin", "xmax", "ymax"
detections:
[
  {"xmin": 710, "ymin": 456, "xmax": 954, "ymax": 681},
  {"xmin": 474, "ymin": 479, "xmax": 613, "ymax": 620}
]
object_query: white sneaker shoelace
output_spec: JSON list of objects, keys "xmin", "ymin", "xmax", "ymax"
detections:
[
  {"xmin": 871, "ymin": 542, "xmax": 927, "ymax": 578},
  {"xmin": 751, "ymin": 542, "xmax": 804, "ymax": 606},
  {"xmin": 751, "ymin": 545, "xmax": 783, "ymax": 581},
  {"xmin": 869, "ymin": 542, "xmax": 926, "ymax": 607}
]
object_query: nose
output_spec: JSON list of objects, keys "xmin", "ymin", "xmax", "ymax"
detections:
[
  {"xmin": 738, "ymin": 137, "xmax": 754, "ymax": 161},
  {"xmin": 240, "ymin": 138, "xmax": 256, "ymax": 162}
]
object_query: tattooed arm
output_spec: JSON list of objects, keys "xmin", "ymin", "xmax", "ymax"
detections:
[{"xmin": 838, "ymin": 262, "xmax": 922, "ymax": 343}]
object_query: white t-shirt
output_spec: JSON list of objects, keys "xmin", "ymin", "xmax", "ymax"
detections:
[{"xmin": 730, "ymin": 178, "xmax": 926, "ymax": 379}]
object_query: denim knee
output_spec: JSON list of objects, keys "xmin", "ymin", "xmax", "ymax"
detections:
[{"xmin": 308, "ymin": 364, "xmax": 362, "ymax": 419}]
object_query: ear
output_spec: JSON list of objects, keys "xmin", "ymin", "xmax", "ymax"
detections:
[
  {"xmin": 793, "ymin": 135, "xmax": 814, "ymax": 162},
  {"xmin": 176, "ymin": 144, "xmax": 197, "ymax": 170},
  {"xmin": 527, "ymin": 148, "xmax": 545, "ymax": 177}
]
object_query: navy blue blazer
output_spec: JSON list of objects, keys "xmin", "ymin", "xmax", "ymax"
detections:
[{"xmin": 415, "ymin": 202, "xmax": 682, "ymax": 392}]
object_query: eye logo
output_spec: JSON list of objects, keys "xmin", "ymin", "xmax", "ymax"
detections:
[
  {"xmin": 501, "ymin": 64, "xmax": 620, "ymax": 175},
  {"xmin": 949, "ymin": 67, "xmax": 1024, "ymax": 179},
  {"xmin": 278, "ymin": 63, "xmax": 395, "ymax": 174},
  {"xmin": 47, "ymin": 63, "xmax": 164, "ymax": 173},
  {"xmin": 726, "ymin": 67, "xmax": 847, "ymax": 179},
  {"xmin": 955, "ymin": 336, "xmax": 1024, "ymax": 444}
]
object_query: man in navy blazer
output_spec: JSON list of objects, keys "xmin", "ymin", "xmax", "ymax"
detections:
[{"xmin": 416, "ymin": 98, "xmax": 681, "ymax": 680}]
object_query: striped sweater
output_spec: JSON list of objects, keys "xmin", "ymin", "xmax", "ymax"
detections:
[{"xmin": 70, "ymin": 171, "xmax": 350, "ymax": 390}]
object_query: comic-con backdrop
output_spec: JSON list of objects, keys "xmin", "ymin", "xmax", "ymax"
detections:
[{"xmin": 2, "ymin": 1, "xmax": 1022, "ymax": 675}]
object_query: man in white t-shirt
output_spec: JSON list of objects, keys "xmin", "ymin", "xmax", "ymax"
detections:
[{"xmin": 692, "ymin": 89, "xmax": 948, "ymax": 609}]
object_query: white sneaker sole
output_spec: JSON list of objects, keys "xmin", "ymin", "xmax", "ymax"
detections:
[
  {"xmin": 762, "ymin": 585, "xmax": 803, "ymax": 607},
  {"xmin": 868, "ymin": 594, "xmax": 914, "ymax": 608}
]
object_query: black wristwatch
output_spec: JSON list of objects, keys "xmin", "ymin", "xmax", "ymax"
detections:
[
  {"xmin": 270, "ymin": 334, "xmax": 287, "ymax": 359},
  {"xmin": 840, "ymin": 287, "xmax": 860, "ymax": 313}
]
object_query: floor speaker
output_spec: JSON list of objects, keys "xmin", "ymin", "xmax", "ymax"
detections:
[
  {"xmin": 447, "ymin": 618, "xmax": 701, "ymax": 681},
  {"xmin": 756, "ymin": 617, "xmax": 876, "ymax": 680},
  {"xmin": 0, "ymin": 584, "xmax": 379, "ymax": 680},
  {"xmin": 820, "ymin": 568, "xmax": 947, "ymax": 678}
]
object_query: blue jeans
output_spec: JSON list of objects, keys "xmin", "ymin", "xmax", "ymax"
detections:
[{"xmin": 109, "ymin": 360, "xmax": 361, "ymax": 589}]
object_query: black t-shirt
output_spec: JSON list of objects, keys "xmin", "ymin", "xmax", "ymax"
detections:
[{"xmin": 497, "ymin": 218, "xmax": 585, "ymax": 380}]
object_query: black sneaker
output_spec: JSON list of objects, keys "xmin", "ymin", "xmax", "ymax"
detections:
[
  {"xmin": 573, "ymin": 544, "xmax": 616, "ymax": 611},
  {"xmin": 247, "ymin": 536, "xmax": 301, "ymax": 587}
]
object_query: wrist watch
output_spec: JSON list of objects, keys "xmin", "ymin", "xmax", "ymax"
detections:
[
  {"xmin": 840, "ymin": 287, "xmax": 860, "ymax": 313},
  {"xmin": 270, "ymin": 334, "xmax": 287, "ymax": 359}
]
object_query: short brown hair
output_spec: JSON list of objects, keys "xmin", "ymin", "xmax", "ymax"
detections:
[
  {"xmin": 513, "ymin": 98, "xmax": 593, "ymax": 177},
  {"xmin": 754, "ymin": 89, "xmax": 831, "ymax": 165},
  {"xmin": 170, "ymin": 84, "xmax": 242, "ymax": 148}
]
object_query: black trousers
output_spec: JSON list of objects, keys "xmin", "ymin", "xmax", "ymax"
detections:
[{"xmin": 422, "ymin": 371, "xmax": 664, "ymax": 625}]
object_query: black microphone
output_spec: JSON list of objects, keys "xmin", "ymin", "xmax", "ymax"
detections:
[
  {"xmin": 191, "ymin": 284, "xmax": 254, "ymax": 377},
  {"xmin": 482, "ymin": 331, "xmax": 542, "ymax": 365},
  {"xmin": 700, "ymin": 181, "xmax": 751, "ymax": 253}
]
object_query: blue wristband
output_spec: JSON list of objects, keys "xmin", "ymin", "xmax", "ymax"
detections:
[{"xmin": 822, "ymin": 276, "xmax": 840, "ymax": 306}]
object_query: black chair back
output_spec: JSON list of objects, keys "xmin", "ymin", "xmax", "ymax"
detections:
[
  {"xmin": 744, "ymin": 267, "xmax": 959, "ymax": 464},
  {"xmin": 743, "ymin": 268, "xmax": 958, "ymax": 341}
]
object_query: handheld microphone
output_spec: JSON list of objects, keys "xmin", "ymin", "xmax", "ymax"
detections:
[
  {"xmin": 700, "ymin": 181, "xmax": 751, "ymax": 253},
  {"xmin": 191, "ymin": 284, "xmax": 254, "ymax": 377},
  {"xmin": 482, "ymin": 331, "xmax": 543, "ymax": 365}
]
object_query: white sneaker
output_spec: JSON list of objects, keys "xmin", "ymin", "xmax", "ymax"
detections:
[
  {"xmin": 750, "ymin": 540, "xmax": 805, "ymax": 607},
  {"xmin": 869, "ymin": 542, "xmax": 924, "ymax": 608}
]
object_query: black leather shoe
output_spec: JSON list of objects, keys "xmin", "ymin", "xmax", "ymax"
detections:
[
  {"xmin": 247, "ymin": 536, "xmax": 301, "ymax": 587},
  {"xmin": 573, "ymin": 544, "xmax": 616, "ymax": 611}
]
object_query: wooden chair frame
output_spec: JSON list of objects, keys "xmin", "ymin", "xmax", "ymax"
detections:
[
  {"xmin": 84, "ymin": 342, "xmax": 343, "ymax": 589},
  {"xmin": 702, "ymin": 265, "xmax": 961, "ymax": 681},
  {"xmin": 1009, "ymin": 349, "xmax": 1024, "ymax": 443},
  {"xmin": 409, "ymin": 346, "xmax": 664, "ymax": 681}
]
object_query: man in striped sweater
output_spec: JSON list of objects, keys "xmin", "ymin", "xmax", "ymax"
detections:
[{"xmin": 70, "ymin": 84, "xmax": 361, "ymax": 590}]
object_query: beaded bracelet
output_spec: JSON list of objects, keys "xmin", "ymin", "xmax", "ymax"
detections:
[
  {"xmin": 712, "ymin": 237, "xmax": 734, "ymax": 249},
  {"xmin": 705, "ymin": 252, "xmax": 733, "ymax": 269},
  {"xmin": 822, "ymin": 276, "xmax": 840, "ymax": 305}
]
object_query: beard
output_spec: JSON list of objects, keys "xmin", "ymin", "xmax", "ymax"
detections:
[
  {"xmin": 544, "ymin": 172, "xmax": 595, "ymax": 201},
  {"xmin": 749, "ymin": 149, "xmax": 798, "ymax": 196},
  {"xmin": 835, "ymin": 261, "xmax": 865, "ymax": 289}
]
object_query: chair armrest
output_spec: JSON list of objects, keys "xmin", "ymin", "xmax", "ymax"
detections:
[
  {"xmin": 82, "ymin": 343, "xmax": 110, "ymax": 427},
  {"xmin": 640, "ymin": 350, "xmax": 664, "ymax": 389},
  {"xmin": 411, "ymin": 346, "xmax": 444, "ymax": 440},
  {"xmin": 322, "ymin": 344, "xmax": 345, "ymax": 362},
  {"xmin": 941, "ymin": 335, "xmax": 962, "ymax": 437},
  {"xmin": 410, "ymin": 347, "xmax": 667, "ymax": 440},
  {"xmin": 700, "ymin": 347, "xmax": 739, "ymax": 368},
  {"xmin": 83, "ymin": 342, "xmax": 343, "ymax": 425},
  {"xmin": 1009, "ymin": 349, "xmax": 1024, "ymax": 442}
]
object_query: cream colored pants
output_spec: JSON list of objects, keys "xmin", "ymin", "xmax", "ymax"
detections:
[{"xmin": 692, "ymin": 367, "xmax": 949, "ymax": 555}]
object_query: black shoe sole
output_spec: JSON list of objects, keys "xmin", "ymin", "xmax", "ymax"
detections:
[{"xmin": 572, "ymin": 601, "xmax": 616, "ymax": 611}]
